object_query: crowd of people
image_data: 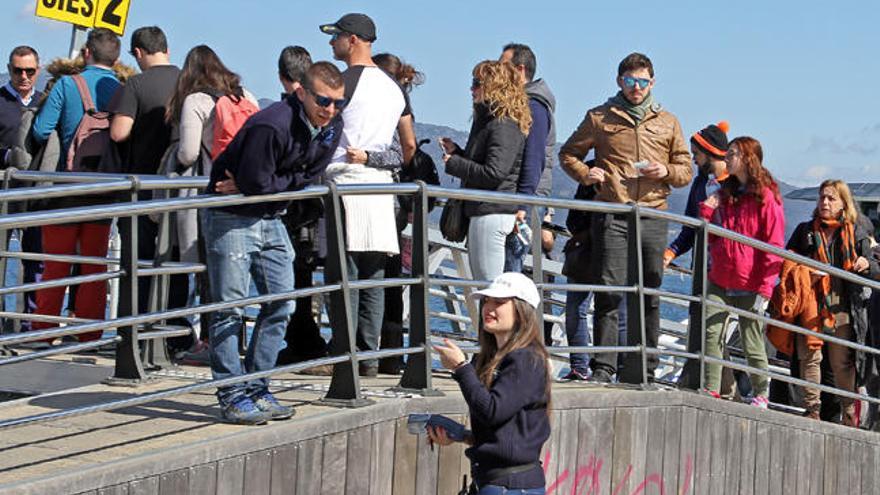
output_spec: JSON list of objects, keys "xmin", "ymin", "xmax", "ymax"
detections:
[{"xmin": 1, "ymin": 12, "xmax": 878, "ymax": 480}]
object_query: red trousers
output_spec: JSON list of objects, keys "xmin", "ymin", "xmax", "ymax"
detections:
[{"xmin": 34, "ymin": 223, "xmax": 111, "ymax": 342}]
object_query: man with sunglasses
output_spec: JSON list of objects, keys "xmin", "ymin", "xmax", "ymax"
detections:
[
  {"xmin": 559, "ymin": 52, "xmax": 692, "ymax": 385},
  {"xmin": 203, "ymin": 62, "xmax": 345, "ymax": 424},
  {"xmin": 0, "ymin": 46, "xmax": 41, "ymax": 168},
  {"xmin": 317, "ymin": 13, "xmax": 416, "ymax": 377}
]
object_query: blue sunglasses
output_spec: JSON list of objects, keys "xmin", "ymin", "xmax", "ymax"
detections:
[
  {"xmin": 621, "ymin": 76, "xmax": 652, "ymax": 90},
  {"xmin": 307, "ymin": 88, "xmax": 348, "ymax": 109}
]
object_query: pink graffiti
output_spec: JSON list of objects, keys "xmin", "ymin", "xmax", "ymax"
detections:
[{"xmin": 544, "ymin": 451, "xmax": 694, "ymax": 495}]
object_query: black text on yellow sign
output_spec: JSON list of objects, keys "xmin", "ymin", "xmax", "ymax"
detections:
[{"xmin": 35, "ymin": 0, "xmax": 132, "ymax": 36}]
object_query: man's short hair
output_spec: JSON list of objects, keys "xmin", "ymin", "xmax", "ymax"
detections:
[
  {"xmin": 9, "ymin": 45, "xmax": 39, "ymax": 65},
  {"xmin": 130, "ymin": 26, "xmax": 168, "ymax": 55},
  {"xmin": 618, "ymin": 52, "xmax": 654, "ymax": 77},
  {"xmin": 304, "ymin": 61, "xmax": 343, "ymax": 91},
  {"xmin": 502, "ymin": 43, "xmax": 537, "ymax": 81},
  {"xmin": 278, "ymin": 46, "xmax": 312, "ymax": 84},
  {"xmin": 86, "ymin": 28, "xmax": 121, "ymax": 66}
]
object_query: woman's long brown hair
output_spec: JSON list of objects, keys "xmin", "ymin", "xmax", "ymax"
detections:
[
  {"xmin": 474, "ymin": 298, "xmax": 551, "ymax": 409},
  {"xmin": 165, "ymin": 45, "xmax": 243, "ymax": 124},
  {"xmin": 720, "ymin": 136, "xmax": 780, "ymax": 205}
]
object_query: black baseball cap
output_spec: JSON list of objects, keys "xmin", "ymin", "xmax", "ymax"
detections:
[{"xmin": 320, "ymin": 13, "xmax": 377, "ymax": 42}]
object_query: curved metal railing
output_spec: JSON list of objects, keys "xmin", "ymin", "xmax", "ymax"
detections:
[{"xmin": 0, "ymin": 168, "xmax": 878, "ymax": 432}]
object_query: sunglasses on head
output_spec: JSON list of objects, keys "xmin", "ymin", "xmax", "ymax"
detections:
[
  {"xmin": 471, "ymin": 78, "xmax": 481, "ymax": 89},
  {"xmin": 621, "ymin": 76, "xmax": 651, "ymax": 90},
  {"xmin": 9, "ymin": 66, "xmax": 36, "ymax": 77},
  {"xmin": 307, "ymin": 88, "xmax": 347, "ymax": 109}
]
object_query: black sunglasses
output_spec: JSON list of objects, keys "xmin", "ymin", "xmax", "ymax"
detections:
[
  {"xmin": 307, "ymin": 88, "xmax": 347, "ymax": 109},
  {"xmin": 471, "ymin": 78, "xmax": 481, "ymax": 89},
  {"xmin": 9, "ymin": 66, "xmax": 36, "ymax": 77}
]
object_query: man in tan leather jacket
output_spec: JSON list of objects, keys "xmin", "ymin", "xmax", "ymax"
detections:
[{"xmin": 559, "ymin": 52, "xmax": 691, "ymax": 384}]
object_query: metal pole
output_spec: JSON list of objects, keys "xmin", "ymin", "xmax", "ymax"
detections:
[
  {"xmin": 110, "ymin": 177, "xmax": 148, "ymax": 383},
  {"xmin": 68, "ymin": 26, "xmax": 88, "ymax": 59},
  {"xmin": 698, "ymin": 222, "xmax": 710, "ymax": 392},
  {"xmin": 529, "ymin": 206, "xmax": 544, "ymax": 342},
  {"xmin": 627, "ymin": 206, "xmax": 649, "ymax": 387},
  {"xmin": 0, "ymin": 169, "xmax": 12, "ymax": 335},
  {"xmin": 322, "ymin": 183, "xmax": 372, "ymax": 407},
  {"xmin": 399, "ymin": 182, "xmax": 442, "ymax": 395}
]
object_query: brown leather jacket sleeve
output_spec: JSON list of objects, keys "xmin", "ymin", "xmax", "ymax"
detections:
[
  {"xmin": 558, "ymin": 112, "xmax": 595, "ymax": 185},
  {"xmin": 663, "ymin": 116, "xmax": 693, "ymax": 188}
]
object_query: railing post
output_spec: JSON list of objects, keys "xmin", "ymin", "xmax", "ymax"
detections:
[
  {"xmin": 399, "ymin": 182, "xmax": 442, "ymax": 395},
  {"xmin": 698, "ymin": 222, "xmax": 710, "ymax": 392},
  {"xmin": 677, "ymin": 220, "xmax": 709, "ymax": 390},
  {"xmin": 529, "ymin": 205, "xmax": 545, "ymax": 343},
  {"xmin": 0, "ymin": 169, "xmax": 12, "ymax": 336},
  {"xmin": 624, "ymin": 206, "xmax": 649, "ymax": 386},
  {"xmin": 322, "ymin": 182, "xmax": 372, "ymax": 407},
  {"xmin": 109, "ymin": 176, "xmax": 148, "ymax": 384}
]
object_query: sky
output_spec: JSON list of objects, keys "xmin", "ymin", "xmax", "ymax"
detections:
[{"xmin": 5, "ymin": 0, "xmax": 880, "ymax": 186}]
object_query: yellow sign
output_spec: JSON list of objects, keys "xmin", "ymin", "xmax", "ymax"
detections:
[{"xmin": 35, "ymin": 0, "xmax": 131, "ymax": 36}]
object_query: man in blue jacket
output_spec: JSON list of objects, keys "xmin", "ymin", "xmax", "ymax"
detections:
[
  {"xmin": 499, "ymin": 43, "xmax": 556, "ymax": 272},
  {"xmin": 205, "ymin": 61, "xmax": 345, "ymax": 424}
]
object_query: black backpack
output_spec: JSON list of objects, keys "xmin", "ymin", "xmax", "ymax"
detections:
[{"xmin": 397, "ymin": 139, "xmax": 440, "ymax": 213}]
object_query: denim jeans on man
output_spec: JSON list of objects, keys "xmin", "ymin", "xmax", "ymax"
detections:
[
  {"xmin": 565, "ymin": 290, "xmax": 592, "ymax": 373},
  {"xmin": 589, "ymin": 213, "xmax": 667, "ymax": 383},
  {"xmin": 328, "ymin": 251, "xmax": 386, "ymax": 370},
  {"xmin": 202, "ymin": 209, "xmax": 295, "ymax": 407},
  {"xmin": 469, "ymin": 213, "xmax": 516, "ymax": 282}
]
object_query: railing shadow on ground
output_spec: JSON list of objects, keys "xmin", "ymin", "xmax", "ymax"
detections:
[{"xmin": 0, "ymin": 168, "xmax": 878, "ymax": 431}]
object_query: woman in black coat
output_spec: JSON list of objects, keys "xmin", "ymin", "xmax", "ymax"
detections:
[{"xmin": 440, "ymin": 60, "xmax": 531, "ymax": 283}]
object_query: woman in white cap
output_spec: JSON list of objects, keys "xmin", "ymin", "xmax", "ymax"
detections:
[{"xmin": 430, "ymin": 272, "xmax": 550, "ymax": 494}]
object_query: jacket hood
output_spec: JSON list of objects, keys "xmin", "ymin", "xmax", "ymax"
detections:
[{"xmin": 525, "ymin": 79, "xmax": 555, "ymax": 113}]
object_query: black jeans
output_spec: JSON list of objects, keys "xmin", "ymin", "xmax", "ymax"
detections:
[{"xmin": 589, "ymin": 213, "xmax": 667, "ymax": 383}]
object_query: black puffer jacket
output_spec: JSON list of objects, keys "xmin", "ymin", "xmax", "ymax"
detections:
[{"xmin": 445, "ymin": 104, "xmax": 524, "ymax": 217}]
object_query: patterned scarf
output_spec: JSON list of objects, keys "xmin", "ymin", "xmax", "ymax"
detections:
[{"xmin": 811, "ymin": 217, "xmax": 857, "ymax": 331}]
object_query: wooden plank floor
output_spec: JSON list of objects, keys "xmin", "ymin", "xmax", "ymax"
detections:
[{"xmin": 2, "ymin": 354, "xmax": 880, "ymax": 495}]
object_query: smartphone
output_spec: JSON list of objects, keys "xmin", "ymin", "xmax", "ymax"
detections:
[
  {"xmin": 633, "ymin": 160, "xmax": 650, "ymax": 174},
  {"xmin": 438, "ymin": 138, "xmax": 448, "ymax": 155}
]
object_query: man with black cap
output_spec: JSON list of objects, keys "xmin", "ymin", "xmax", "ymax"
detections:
[
  {"xmin": 317, "ymin": 13, "xmax": 416, "ymax": 377},
  {"xmin": 664, "ymin": 121, "xmax": 730, "ymax": 268},
  {"xmin": 669, "ymin": 121, "xmax": 731, "ymax": 392}
]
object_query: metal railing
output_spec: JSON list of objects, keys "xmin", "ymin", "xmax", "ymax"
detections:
[{"xmin": 0, "ymin": 169, "xmax": 879, "ymax": 432}]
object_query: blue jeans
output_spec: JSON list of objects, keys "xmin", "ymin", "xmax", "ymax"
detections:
[
  {"xmin": 202, "ymin": 209, "xmax": 295, "ymax": 407},
  {"xmin": 477, "ymin": 486, "xmax": 545, "ymax": 494},
  {"xmin": 468, "ymin": 213, "xmax": 515, "ymax": 282},
  {"xmin": 565, "ymin": 290, "xmax": 592, "ymax": 373},
  {"xmin": 337, "ymin": 251, "xmax": 385, "ymax": 369}
]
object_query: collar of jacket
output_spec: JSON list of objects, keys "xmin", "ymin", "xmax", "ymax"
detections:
[{"xmin": 607, "ymin": 104, "xmax": 661, "ymax": 127}]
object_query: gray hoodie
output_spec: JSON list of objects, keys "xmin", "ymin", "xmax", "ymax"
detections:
[{"xmin": 525, "ymin": 79, "xmax": 556, "ymax": 198}]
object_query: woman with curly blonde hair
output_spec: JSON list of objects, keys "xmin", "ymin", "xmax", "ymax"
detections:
[{"xmin": 441, "ymin": 60, "xmax": 531, "ymax": 281}]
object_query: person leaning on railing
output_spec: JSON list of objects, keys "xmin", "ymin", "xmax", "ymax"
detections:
[
  {"xmin": 698, "ymin": 136, "xmax": 784, "ymax": 408},
  {"xmin": 782, "ymin": 180, "xmax": 878, "ymax": 425}
]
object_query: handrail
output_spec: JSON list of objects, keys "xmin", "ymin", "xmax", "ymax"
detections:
[{"xmin": 0, "ymin": 172, "xmax": 877, "ymax": 435}]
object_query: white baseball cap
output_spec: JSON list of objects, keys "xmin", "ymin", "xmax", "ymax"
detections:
[{"xmin": 469, "ymin": 272, "xmax": 540, "ymax": 308}]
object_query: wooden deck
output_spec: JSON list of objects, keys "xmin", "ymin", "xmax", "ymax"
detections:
[{"xmin": 1, "ymin": 355, "xmax": 879, "ymax": 494}]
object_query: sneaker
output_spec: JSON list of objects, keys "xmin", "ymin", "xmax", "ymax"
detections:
[
  {"xmin": 177, "ymin": 340, "xmax": 211, "ymax": 367},
  {"xmin": 561, "ymin": 369, "xmax": 590, "ymax": 382},
  {"xmin": 750, "ymin": 396, "xmax": 769, "ymax": 409},
  {"xmin": 252, "ymin": 391, "xmax": 294, "ymax": 420},
  {"xmin": 588, "ymin": 368, "xmax": 613, "ymax": 384},
  {"xmin": 359, "ymin": 363, "xmax": 378, "ymax": 377},
  {"xmin": 299, "ymin": 364, "xmax": 335, "ymax": 376},
  {"xmin": 702, "ymin": 389, "xmax": 721, "ymax": 399},
  {"xmin": 221, "ymin": 397, "xmax": 270, "ymax": 425}
]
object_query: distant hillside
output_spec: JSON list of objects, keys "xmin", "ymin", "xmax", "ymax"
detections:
[{"xmin": 415, "ymin": 122, "xmax": 813, "ymax": 238}]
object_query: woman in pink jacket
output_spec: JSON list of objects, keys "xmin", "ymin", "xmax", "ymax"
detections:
[{"xmin": 699, "ymin": 136, "xmax": 785, "ymax": 407}]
